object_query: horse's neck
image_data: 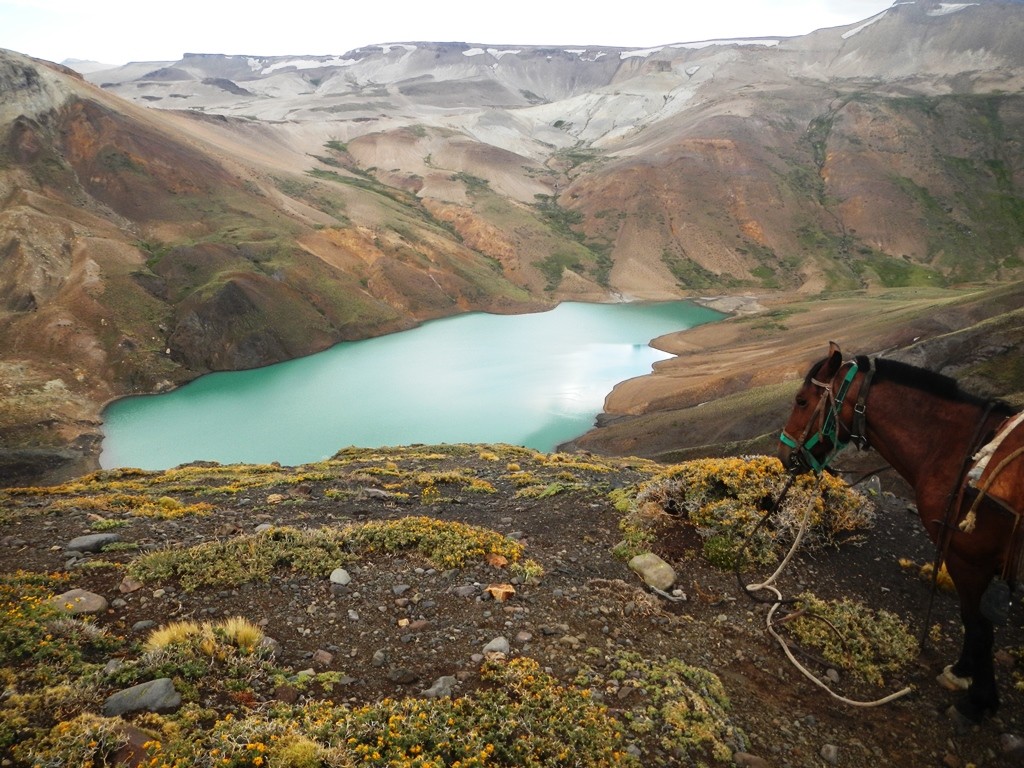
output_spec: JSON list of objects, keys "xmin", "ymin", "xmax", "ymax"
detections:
[{"xmin": 864, "ymin": 382, "xmax": 986, "ymax": 494}]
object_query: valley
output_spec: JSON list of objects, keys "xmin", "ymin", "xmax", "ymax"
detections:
[{"xmin": 2, "ymin": 0, "xmax": 1024, "ymax": 484}]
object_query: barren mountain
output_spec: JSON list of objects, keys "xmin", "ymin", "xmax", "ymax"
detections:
[{"xmin": 2, "ymin": 0, "xmax": 1024, "ymax": 483}]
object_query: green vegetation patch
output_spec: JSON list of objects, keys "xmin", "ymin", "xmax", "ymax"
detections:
[
  {"xmin": 29, "ymin": 654, "xmax": 739, "ymax": 768},
  {"xmin": 618, "ymin": 456, "xmax": 874, "ymax": 567},
  {"xmin": 784, "ymin": 592, "xmax": 918, "ymax": 687},
  {"xmin": 126, "ymin": 525, "xmax": 351, "ymax": 591},
  {"xmin": 853, "ymin": 251, "xmax": 945, "ymax": 288},
  {"xmin": 581, "ymin": 651, "xmax": 743, "ymax": 765},
  {"xmin": 661, "ymin": 249, "xmax": 735, "ymax": 291},
  {"xmin": 126, "ymin": 516, "xmax": 531, "ymax": 591}
]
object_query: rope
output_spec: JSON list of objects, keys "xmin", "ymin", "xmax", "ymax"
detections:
[{"xmin": 743, "ymin": 474, "xmax": 914, "ymax": 708}]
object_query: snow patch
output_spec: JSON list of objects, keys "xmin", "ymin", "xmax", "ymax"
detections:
[
  {"xmin": 841, "ymin": 10, "xmax": 889, "ymax": 39},
  {"xmin": 620, "ymin": 46, "xmax": 666, "ymax": 59},
  {"xmin": 927, "ymin": 3, "xmax": 979, "ymax": 16},
  {"xmin": 668, "ymin": 39, "xmax": 780, "ymax": 51},
  {"xmin": 261, "ymin": 56, "xmax": 359, "ymax": 74},
  {"xmin": 463, "ymin": 48, "xmax": 522, "ymax": 59}
]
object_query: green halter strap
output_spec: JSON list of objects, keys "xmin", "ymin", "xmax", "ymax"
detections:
[{"xmin": 779, "ymin": 361, "xmax": 859, "ymax": 474}]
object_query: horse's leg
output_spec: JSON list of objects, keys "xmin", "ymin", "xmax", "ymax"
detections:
[{"xmin": 946, "ymin": 554, "xmax": 999, "ymax": 721}]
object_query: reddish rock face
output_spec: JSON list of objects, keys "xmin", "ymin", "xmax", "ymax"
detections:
[{"xmin": 3, "ymin": 1, "xmax": 1024, "ymax": 482}]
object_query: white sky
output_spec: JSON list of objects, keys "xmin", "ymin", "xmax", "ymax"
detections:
[{"xmin": 2, "ymin": 0, "xmax": 896, "ymax": 66}]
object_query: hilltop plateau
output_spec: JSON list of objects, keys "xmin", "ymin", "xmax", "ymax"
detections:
[{"xmin": 1, "ymin": 445, "xmax": 1024, "ymax": 767}]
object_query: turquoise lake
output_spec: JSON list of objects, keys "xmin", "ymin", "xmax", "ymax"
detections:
[{"xmin": 99, "ymin": 301, "xmax": 723, "ymax": 470}]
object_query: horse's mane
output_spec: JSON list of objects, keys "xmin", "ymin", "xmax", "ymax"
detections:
[{"xmin": 855, "ymin": 354, "xmax": 1017, "ymax": 416}]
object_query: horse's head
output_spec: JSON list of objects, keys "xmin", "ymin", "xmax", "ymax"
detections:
[{"xmin": 779, "ymin": 341, "xmax": 857, "ymax": 474}]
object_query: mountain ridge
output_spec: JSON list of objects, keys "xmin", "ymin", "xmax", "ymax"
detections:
[{"xmin": 2, "ymin": 0, "xmax": 1024, "ymax": 483}]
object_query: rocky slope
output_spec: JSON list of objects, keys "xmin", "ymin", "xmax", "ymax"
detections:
[
  {"xmin": 2, "ymin": 0, "xmax": 1024, "ymax": 483},
  {"xmin": 1, "ymin": 445, "xmax": 1023, "ymax": 767}
]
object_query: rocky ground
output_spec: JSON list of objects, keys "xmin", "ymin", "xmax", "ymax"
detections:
[{"xmin": 2, "ymin": 445, "xmax": 1024, "ymax": 767}]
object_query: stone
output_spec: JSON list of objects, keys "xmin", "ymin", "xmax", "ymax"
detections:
[
  {"xmin": 118, "ymin": 576, "xmax": 143, "ymax": 594},
  {"xmin": 274, "ymin": 684, "xmax": 299, "ymax": 704},
  {"xmin": 483, "ymin": 636, "xmax": 510, "ymax": 656},
  {"xmin": 312, "ymin": 649, "xmax": 334, "ymax": 666},
  {"xmin": 330, "ymin": 568, "xmax": 352, "ymax": 585},
  {"xmin": 388, "ymin": 668, "xmax": 418, "ymax": 684},
  {"xmin": 258, "ymin": 635, "xmax": 281, "ymax": 657},
  {"xmin": 65, "ymin": 533, "xmax": 121, "ymax": 553},
  {"xmin": 628, "ymin": 552, "xmax": 676, "ymax": 591},
  {"xmin": 485, "ymin": 583, "xmax": 516, "ymax": 602},
  {"xmin": 733, "ymin": 752, "xmax": 771, "ymax": 768},
  {"xmin": 103, "ymin": 678, "xmax": 181, "ymax": 716},
  {"xmin": 422, "ymin": 675, "xmax": 457, "ymax": 698},
  {"xmin": 1001, "ymin": 733, "xmax": 1024, "ymax": 759},
  {"xmin": 49, "ymin": 588, "xmax": 108, "ymax": 615},
  {"xmin": 132, "ymin": 620, "xmax": 156, "ymax": 633},
  {"xmin": 820, "ymin": 744, "xmax": 839, "ymax": 764},
  {"xmin": 452, "ymin": 584, "xmax": 478, "ymax": 598}
]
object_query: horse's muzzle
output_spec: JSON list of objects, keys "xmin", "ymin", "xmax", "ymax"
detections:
[{"xmin": 778, "ymin": 439, "xmax": 811, "ymax": 475}]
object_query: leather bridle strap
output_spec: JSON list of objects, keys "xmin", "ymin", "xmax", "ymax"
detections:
[{"xmin": 850, "ymin": 358, "xmax": 875, "ymax": 450}]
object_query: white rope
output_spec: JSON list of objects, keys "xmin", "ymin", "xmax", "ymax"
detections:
[{"xmin": 748, "ymin": 480, "xmax": 914, "ymax": 708}]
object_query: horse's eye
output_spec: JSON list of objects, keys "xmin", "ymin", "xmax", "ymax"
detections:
[{"xmin": 795, "ymin": 396, "xmax": 808, "ymax": 408}]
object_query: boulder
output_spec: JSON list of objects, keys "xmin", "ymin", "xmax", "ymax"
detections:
[
  {"xmin": 49, "ymin": 588, "xmax": 108, "ymax": 615},
  {"xmin": 628, "ymin": 553, "xmax": 676, "ymax": 591},
  {"xmin": 103, "ymin": 678, "xmax": 181, "ymax": 716}
]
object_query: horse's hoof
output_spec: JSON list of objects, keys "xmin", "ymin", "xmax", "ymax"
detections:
[
  {"xmin": 936, "ymin": 665, "xmax": 971, "ymax": 691},
  {"xmin": 949, "ymin": 692, "xmax": 999, "ymax": 725},
  {"xmin": 947, "ymin": 704, "xmax": 980, "ymax": 728}
]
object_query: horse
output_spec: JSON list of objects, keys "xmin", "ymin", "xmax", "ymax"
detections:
[{"xmin": 778, "ymin": 341, "xmax": 1024, "ymax": 721}]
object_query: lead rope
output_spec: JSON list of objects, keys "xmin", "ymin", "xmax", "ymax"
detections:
[{"xmin": 741, "ymin": 473, "xmax": 914, "ymax": 707}]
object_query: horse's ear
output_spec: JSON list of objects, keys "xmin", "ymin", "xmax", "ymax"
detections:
[{"xmin": 822, "ymin": 341, "xmax": 843, "ymax": 376}]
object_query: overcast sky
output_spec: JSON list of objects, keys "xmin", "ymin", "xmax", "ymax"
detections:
[{"xmin": 2, "ymin": 0, "xmax": 897, "ymax": 66}]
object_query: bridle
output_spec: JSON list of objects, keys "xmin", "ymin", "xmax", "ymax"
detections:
[{"xmin": 780, "ymin": 358, "xmax": 873, "ymax": 474}]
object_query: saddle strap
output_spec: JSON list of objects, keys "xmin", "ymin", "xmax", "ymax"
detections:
[
  {"xmin": 960, "ymin": 444, "xmax": 1024, "ymax": 534},
  {"xmin": 969, "ymin": 410, "xmax": 1024, "ymax": 482}
]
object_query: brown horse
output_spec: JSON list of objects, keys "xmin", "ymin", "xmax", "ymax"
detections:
[{"xmin": 779, "ymin": 341, "xmax": 1024, "ymax": 721}]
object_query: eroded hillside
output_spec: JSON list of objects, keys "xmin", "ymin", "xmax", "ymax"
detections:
[{"xmin": 2, "ymin": 0, "xmax": 1024, "ymax": 483}]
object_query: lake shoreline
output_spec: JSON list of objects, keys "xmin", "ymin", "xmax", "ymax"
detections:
[
  {"xmin": 560, "ymin": 284, "xmax": 1024, "ymax": 460},
  {"xmin": 98, "ymin": 300, "xmax": 726, "ymax": 472}
]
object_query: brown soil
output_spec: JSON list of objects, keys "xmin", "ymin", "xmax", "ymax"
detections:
[
  {"xmin": 566, "ymin": 284, "xmax": 1024, "ymax": 461},
  {"xmin": 3, "ymin": 447, "xmax": 1023, "ymax": 767}
]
